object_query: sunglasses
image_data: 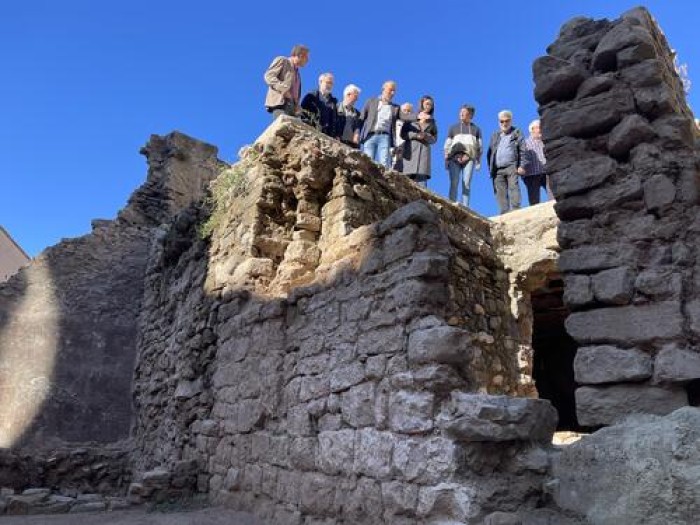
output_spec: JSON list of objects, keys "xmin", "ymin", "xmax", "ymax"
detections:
[{"xmin": 499, "ymin": 119, "xmax": 511, "ymax": 123}]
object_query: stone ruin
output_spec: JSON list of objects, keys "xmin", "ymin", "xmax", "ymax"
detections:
[{"xmin": 0, "ymin": 6, "xmax": 699, "ymax": 524}]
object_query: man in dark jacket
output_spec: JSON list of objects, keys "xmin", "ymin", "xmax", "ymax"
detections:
[
  {"xmin": 486, "ymin": 110, "xmax": 530, "ymax": 214},
  {"xmin": 301, "ymin": 72, "xmax": 338, "ymax": 137},
  {"xmin": 359, "ymin": 80, "xmax": 402, "ymax": 168},
  {"xmin": 336, "ymin": 84, "xmax": 363, "ymax": 148}
]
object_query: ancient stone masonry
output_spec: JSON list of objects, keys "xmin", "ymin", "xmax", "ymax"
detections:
[
  {"xmin": 534, "ymin": 6, "xmax": 700, "ymax": 427},
  {"xmin": 130, "ymin": 117, "xmax": 561, "ymax": 524}
]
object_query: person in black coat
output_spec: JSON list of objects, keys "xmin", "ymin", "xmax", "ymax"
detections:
[
  {"xmin": 400, "ymin": 95, "xmax": 438, "ymax": 187},
  {"xmin": 301, "ymin": 72, "xmax": 338, "ymax": 137}
]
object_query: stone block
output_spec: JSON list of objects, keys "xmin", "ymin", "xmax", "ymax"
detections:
[
  {"xmin": 317, "ymin": 430, "xmax": 355, "ymax": 475},
  {"xmin": 577, "ymin": 74, "xmax": 614, "ymax": 98},
  {"xmin": 607, "ymin": 115, "xmax": 656, "ymax": 158},
  {"xmin": 341, "ymin": 382, "xmax": 376, "ymax": 427},
  {"xmin": 533, "ymin": 56, "xmax": 588, "ymax": 105},
  {"xmin": 381, "ymin": 481, "xmax": 419, "ymax": 517},
  {"xmin": 392, "ymin": 437, "xmax": 457, "ymax": 484},
  {"xmin": 562, "ymin": 274, "xmax": 593, "ymax": 309},
  {"xmin": 575, "ymin": 384, "xmax": 687, "ymax": 426},
  {"xmin": 388, "ymin": 390, "xmax": 435, "ymax": 434},
  {"xmin": 329, "ymin": 362, "xmax": 365, "ymax": 392},
  {"xmin": 592, "ymin": 266, "xmax": 635, "ymax": 305},
  {"xmin": 558, "ymin": 244, "xmax": 636, "ymax": 273},
  {"xmin": 686, "ymin": 300, "xmax": 700, "ymax": 337},
  {"xmin": 574, "ymin": 345, "xmax": 652, "ymax": 384},
  {"xmin": 483, "ymin": 511, "xmax": 523, "ymax": 525},
  {"xmin": 619, "ymin": 58, "xmax": 663, "ymax": 87},
  {"xmin": 653, "ymin": 344, "xmax": 700, "ymax": 383},
  {"xmin": 416, "ymin": 483, "xmax": 475, "ymax": 522},
  {"xmin": 549, "ymin": 155, "xmax": 617, "ymax": 198},
  {"xmin": 407, "ymin": 325, "xmax": 472, "ymax": 365},
  {"xmin": 592, "ymin": 21, "xmax": 655, "ymax": 71},
  {"xmin": 643, "ymin": 174, "xmax": 676, "ymax": 211},
  {"xmin": 634, "ymin": 268, "xmax": 682, "ymax": 299},
  {"xmin": 299, "ymin": 472, "xmax": 336, "ymax": 516},
  {"xmin": 437, "ymin": 392, "xmax": 557, "ymax": 443},
  {"xmin": 565, "ymin": 302, "xmax": 683, "ymax": 345},
  {"xmin": 383, "ymin": 224, "xmax": 418, "ymax": 264},
  {"xmin": 353, "ymin": 428, "xmax": 395, "ymax": 479},
  {"xmin": 377, "ymin": 200, "xmax": 438, "ymax": 236}
]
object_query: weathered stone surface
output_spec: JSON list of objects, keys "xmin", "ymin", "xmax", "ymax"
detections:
[
  {"xmin": 565, "ymin": 302, "xmax": 683, "ymax": 345},
  {"xmin": 437, "ymin": 392, "xmax": 557, "ymax": 443},
  {"xmin": 643, "ymin": 174, "xmax": 676, "ymax": 210},
  {"xmin": 558, "ymin": 244, "xmax": 636, "ymax": 273},
  {"xmin": 592, "ymin": 20, "xmax": 655, "ymax": 71},
  {"xmin": 407, "ymin": 325, "xmax": 472, "ymax": 365},
  {"xmin": 591, "ymin": 266, "xmax": 634, "ymax": 305},
  {"xmin": 388, "ymin": 390, "xmax": 434, "ymax": 434},
  {"xmin": 607, "ymin": 115, "xmax": 656, "ymax": 158},
  {"xmin": 634, "ymin": 268, "xmax": 682, "ymax": 299},
  {"xmin": 553, "ymin": 407, "xmax": 700, "ymax": 524},
  {"xmin": 575, "ymin": 384, "xmax": 687, "ymax": 426},
  {"xmin": 533, "ymin": 56, "xmax": 588, "ymax": 105},
  {"xmin": 483, "ymin": 511, "xmax": 522, "ymax": 525},
  {"xmin": 563, "ymin": 274, "xmax": 593, "ymax": 309},
  {"xmin": 653, "ymin": 343, "xmax": 700, "ymax": 383},
  {"xmin": 577, "ymin": 74, "xmax": 614, "ymax": 98},
  {"xmin": 574, "ymin": 345, "xmax": 652, "ymax": 384}
]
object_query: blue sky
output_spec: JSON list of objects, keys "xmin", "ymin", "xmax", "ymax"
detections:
[{"xmin": 2, "ymin": 1, "xmax": 698, "ymax": 257}]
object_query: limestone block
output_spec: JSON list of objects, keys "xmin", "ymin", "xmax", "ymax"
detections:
[
  {"xmin": 634, "ymin": 268, "xmax": 682, "ymax": 299},
  {"xmin": 341, "ymin": 382, "xmax": 376, "ymax": 427},
  {"xmin": 437, "ymin": 392, "xmax": 557, "ymax": 443},
  {"xmin": 607, "ymin": 115, "xmax": 656, "ymax": 158},
  {"xmin": 591, "ymin": 266, "xmax": 635, "ymax": 305},
  {"xmin": 549, "ymin": 155, "xmax": 617, "ymax": 198},
  {"xmin": 592, "ymin": 21, "xmax": 655, "ymax": 71},
  {"xmin": 643, "ymin": 174, "xmax": 676, "ymax": 211},
  {"xmin": 377, "ymin": 200, "xmax": 438, "ymax": 236},
  {"xmin": 353, "ymin": 428, "xmax": 395, "ymax": 478},
  {"xmin": 552, "ymin": 407, "xmax": 700, "ymax": 524},
  {"xmin": 565, "ymin": 302, "xmax": 683, "ymax": 345},
  {"xmin": 562, "ymin": 274, "xmax": 593, "ymax": 309},
  {"xmin": 392, "ymin": 437, "xmax": 457, "ymax": 484},
  {"xmin": 388, "ymin": 390, "xmax": 435, "ymax": 434},
  {"xmin": 653, "ymin": 343, "xmax": 700, "ymax": 383},
  {"xmin": 407, "ymin": 325, "xmax": 472, "ymax": 365},
  {"xmin": 295, "ymin": 212, "xmax": 321, "ymax": 232},
  {"xmin": 381, "ymin": 481, "xmax": 419, "ymax": 517},
  {"xmin": 574, "ymin": 345, "xmax": 652, "ymax": 384},
  {"xmin": 317, "ymin": 430, "xmax": 355, "ymax": 475},
  {"xmin": 533, "ymin": 56, "xmax": 588, "ymax": 105},
  {"xmin": 416, "ymin": 483, "xmax": 476, "ymax": 522},
  {"xmin": 575, "ymin": 384, "xmax": 687, "ymax": 426}
]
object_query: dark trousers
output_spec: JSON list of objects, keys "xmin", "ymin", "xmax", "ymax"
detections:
[
  {"xmin": 493, "ymin": 166, "xmax": 521, "ymax": 214},
  {"xmin": 523, "ymin": 173, "xmax": 547, "ymax": 205},
  {"xmin": 270, "ymin": 100, "xmax": 296, "ymax": 120}
]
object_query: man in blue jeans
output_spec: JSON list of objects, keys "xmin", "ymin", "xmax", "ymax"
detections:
[
  {"xmin": 443, "ymin": 105, "xmax": 482, "ymax": 208},
  {"xmin": 359, "ymin": 81, "xmax": 402, "ymax": 168}
]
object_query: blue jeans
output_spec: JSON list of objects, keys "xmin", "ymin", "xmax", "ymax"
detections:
[
  {"xmin": 362, "ymin": 133, "xmax": 391, "ymax": 168},
  {"xmin": 448, "ymin": 159, "xmax": 475, "ymax": 207}
]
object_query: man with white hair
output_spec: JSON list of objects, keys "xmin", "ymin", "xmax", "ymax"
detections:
[
  {"xmin": 522, "ymin": 119, "xmax": 550, "ymax": 205},
  {"xmin": 336, "ymin": 84, "xmax": 362, "ymax": 148},
  {"xmin": 486, "ymin": 110, "xmax": 530, "ymax": 214},
  {"xmin": 301, "ymin": 72, "xmax": 338, "ymax": 136}
]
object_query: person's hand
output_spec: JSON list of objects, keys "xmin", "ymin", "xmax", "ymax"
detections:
[{"xmin": 517, "ymin": 166, "xmax": 526, "ymax": 176}]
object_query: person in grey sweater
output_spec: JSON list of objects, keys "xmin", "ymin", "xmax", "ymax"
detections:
[{"xmin": 443, "ymin": 104, "xmax": 482, "ymax": 207}]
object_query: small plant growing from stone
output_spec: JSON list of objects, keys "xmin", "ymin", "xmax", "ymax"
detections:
[{"xmin": 197, "ymin": 146, "xmax": 258, "ymax": 239}]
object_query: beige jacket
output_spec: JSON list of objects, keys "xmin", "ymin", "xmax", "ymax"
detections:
[{"xmin": 264, "ymin": 56, "xmax": 299, "ymax": 110}]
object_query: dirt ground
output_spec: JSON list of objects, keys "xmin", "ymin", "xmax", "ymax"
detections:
[{"xmin": 0, "ymin": 507, "xmax": 265, "ymax": 525}]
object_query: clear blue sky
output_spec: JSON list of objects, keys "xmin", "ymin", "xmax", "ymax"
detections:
[{"xmin": 2, "ymin": 1, "xmax": 698, "ymax": 257}]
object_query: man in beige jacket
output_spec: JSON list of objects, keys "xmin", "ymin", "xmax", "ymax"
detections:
[{"xmin": 264, "ymin": 45, "xmax": 309, "ymax": 119}]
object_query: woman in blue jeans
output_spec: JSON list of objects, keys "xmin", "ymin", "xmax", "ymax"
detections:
[{"xmin": 443, "ymin": 105, "xmax": 483, "ymax": 207}]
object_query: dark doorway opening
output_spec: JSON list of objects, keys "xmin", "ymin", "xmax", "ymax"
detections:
[{"xmin": 531, "ymin": 273, "xmax": 582, "ymax": 431}]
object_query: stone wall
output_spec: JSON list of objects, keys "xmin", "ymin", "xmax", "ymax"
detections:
[
  {"xmin": 130, "ymin": 118, "xmax": 558, "ymax": 524},
  {"xmin": 534, "ymin": 6, "xmax": 700, "ymax": 426},
  {"xmin": 0, "ymin": 132, "xmax": 219, "ymax": 450}
]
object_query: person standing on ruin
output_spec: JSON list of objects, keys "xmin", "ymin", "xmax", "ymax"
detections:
[
  {"xmin": 392, "ymin": 102, "xmax": 413, "ymax": 171},
  {"xmin": 359, "ymin": 81, "xmax": 404, "ymax": 168},
  {"xmin": 487, "ymin": 110, "xmax": 529, "ymax": 214},
  {"xmin": 522, "ymin": 119, "xmax": 551, "ymax": 205},
  {"xmin": 301, "ymin": 73, "xmax": 338, "ymax": 136},
  {"xmin": 443, "ymin": 104, "xmax": 482, "ymax": 208},
  {"xmin": 400, "ymin": 96, "xmax": 438, "ymax": 188},
  {"xmin": 263, "ymin": 45, "xmax": 309, "ymax": 119},
  {"xmin": 335, "ymin": 84, "xmax": 363, "ymax": 148}
]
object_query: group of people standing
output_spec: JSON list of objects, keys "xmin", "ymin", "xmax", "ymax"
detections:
[{"xmin": 263, "ymin": 45, "xmax": 551, "ymax": 215}]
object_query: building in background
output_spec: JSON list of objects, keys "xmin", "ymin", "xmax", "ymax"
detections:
[{"xmin": 0, "ymin": 226, "xmax": 30, "ymax": 282}]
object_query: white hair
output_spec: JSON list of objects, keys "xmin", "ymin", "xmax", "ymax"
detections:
[
  {"xmin": 318, "ymin": 72, "xmax": 334, "ymax": 83},
  {"xmin": 529, "ymin": 119, "xmax": 541, "ymax": 132},
  {"xmin": 498, "ymin": 110, "xmax": 513, "ymax": 120},
  {"xmin": 343, "ymin": 84, "xmax": 361, "ymax": 97}
]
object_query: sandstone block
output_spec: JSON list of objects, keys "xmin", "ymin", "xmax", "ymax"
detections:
[
  {"xmin": 607, "ymin": 115, "xmax": 656, "ymax": 158},
  {"xmin": 388, "ymin": 390, "xmax": 435, "ymax": 434},
  {"xmin": 653, "ymin": 344, "xmax": 700, "ymax": 383},
  {"xmin": 575, "ymin": 384, "xmax": 687, "ymax": 426},
  {"xmin": 565, "ymin": 302, "xmax": 683, "ymax": 345},
  {"xmin": 591, "ymin": 266, "xmax": 635, "ymax": 305},
  {"xmin": 437, "ymin": 392, "xmax": 557, "ymax": 443},
  {"xmin": 407, "ymin": 325, "xmax": 472, "ymax": 365},
  {"xmin": 574, "ymin": 345, "xmax": 652, "ymax": 384}
]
